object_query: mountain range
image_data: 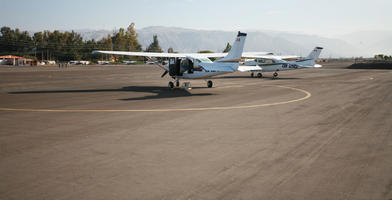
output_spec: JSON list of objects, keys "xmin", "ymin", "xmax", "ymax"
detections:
[{"xmin": 77, "ymin": 26, "xmax": 392, "ymax": 58}]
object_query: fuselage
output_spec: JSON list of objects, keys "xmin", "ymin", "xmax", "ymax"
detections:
[
  {"xmin": 173, "ymin": 57, "xmax": 238, "ymax": 79},
  {"xmin": 244, "ymin": 59, "xmax": 315, "ymax": 72}
]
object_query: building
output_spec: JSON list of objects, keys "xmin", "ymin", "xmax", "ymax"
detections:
[{"xmin": 0, "ymin": 55, "xmax": 38, "ymax": 66}]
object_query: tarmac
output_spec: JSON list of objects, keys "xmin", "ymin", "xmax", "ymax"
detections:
[{"xmin": 0, "ymin": 61, "xmax": 391, "ymax": 200}]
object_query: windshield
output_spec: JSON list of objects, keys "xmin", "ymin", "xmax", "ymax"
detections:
[{"xmin": 197, "ymin": 57, "xmax": 213, "ymax": 63}]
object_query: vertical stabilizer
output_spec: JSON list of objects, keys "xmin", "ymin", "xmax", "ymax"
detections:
[
  {"xmin": 306, "ymin": 47, "xmax": 323, "ymax": 60},
  {"xmin": 216, "ymin": 32, "xmax": 247, "ymax": 63},
  {"xmin": 296, "ymin": 47, "xmax": 323, "ymax": 67}
]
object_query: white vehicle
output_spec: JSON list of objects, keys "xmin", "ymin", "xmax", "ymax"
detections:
[
  {"xmin": 46, "ymin": 60, "xmax": 56, "ymax": 65},
  {"xmin": 146, "ymin": 61, "xmax": 155, "ymax": 65},
  {"xmin": 239, "ymin": 47, "xmax": 323, "ymax": 78},
  {"xmin": 97, "ymin": 61, "xmax": 113, "ymax": 65},
  {"xmin": 93, "ymin": 31, "xmax": 248, "ymax": 88},
  {"xmin": 0, "ymin": 59, "xmax": 8, "ymax": 65},
  {"xmin": 79, "ymin": 61, "xmax": 90, "ymax": 65},
  {"xmin": 123, "ymin": 61, "xmax": 136, "ymax": 65}
]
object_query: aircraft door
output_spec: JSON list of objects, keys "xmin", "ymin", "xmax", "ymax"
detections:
[
  {"xmin": 180, "ymin": 58, "xmax": 194, "ymax": 74},
  {"xmin": 169, "ymin": 58, "xmax": 181, "ymax": 77}
]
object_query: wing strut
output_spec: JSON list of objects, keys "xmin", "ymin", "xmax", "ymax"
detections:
[{"xmin": 145, "ymin": 56, "xmax": 169, "ymax": 78}]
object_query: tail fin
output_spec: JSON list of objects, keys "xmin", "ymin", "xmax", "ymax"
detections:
[
  {"xmin": 306, "ymin": 47, "xmax": 323, "ymax": 60},
  {"xmin": 216, "ymin": 31, "xmax": 247, "ymax": 63},
  {"xmin": 298, "ymin": 47, "xmax": 323, "ymax": 67}
]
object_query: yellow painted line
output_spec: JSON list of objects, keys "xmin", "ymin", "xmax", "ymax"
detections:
[{"xmin": 0, "ymin": 85, "xmax": 311, "ymax": 112}]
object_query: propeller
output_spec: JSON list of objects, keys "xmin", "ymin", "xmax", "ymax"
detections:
[{"xmin": 161, "ymin": 70, "xmax": 169, "ymax": 78}]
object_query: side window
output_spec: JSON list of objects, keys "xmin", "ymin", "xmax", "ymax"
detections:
[
  {"xmin": 194, "ymin": 59, "xmax": 200, "ymax": 67},
  {"xmin": 169, "ymin": 58, "xmax": 175, "ymax": 65}
]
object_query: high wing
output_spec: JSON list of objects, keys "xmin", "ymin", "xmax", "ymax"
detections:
[
  {"xmin": 242, "ymin": 53, "xmax": 300, "ymax": 60},
  {"xmin": 92, "ymin": 50, "xmax": 229, "ymax": 58},
  {"xmin": 92, "ymin": 50, "xmax": 272, "ymax": 59},
  {"xmin": 93, "ymin": 50, "xmax": 192, "ymax": 58}
]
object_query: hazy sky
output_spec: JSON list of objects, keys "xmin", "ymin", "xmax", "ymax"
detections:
[{"xmin": 1, "ymin": 0, "xmax": 391, "ymax": 37}]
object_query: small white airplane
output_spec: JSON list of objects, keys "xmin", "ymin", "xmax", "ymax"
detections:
[
  {"xmin": 93, "ymin": 32, "xmax": 248, "ymax": 88},
  {"xmin": 238, "ymin": 47, "xmax": 324, "ymax": 78}
]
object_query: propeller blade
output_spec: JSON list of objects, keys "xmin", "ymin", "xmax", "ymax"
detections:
[{"xmin": 161, "ymin": 70, "xmax": 168, "ymax": 78}]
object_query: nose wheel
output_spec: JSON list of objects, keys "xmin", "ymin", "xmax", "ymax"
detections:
[
  {"xmin": 273, "ymin": 72, "xmax": 279, "ymax": 79},
  {"xmin": 168, "ymin": 81, "xmax": 174, "ymax": 89}
]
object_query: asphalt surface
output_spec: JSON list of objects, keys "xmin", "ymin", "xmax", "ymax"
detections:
[{"xmin": 0, "ymin": 61, "xmax": 391, "ymax": 200}]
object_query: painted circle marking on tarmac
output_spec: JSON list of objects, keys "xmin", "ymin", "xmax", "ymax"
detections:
[{"xmin": 0, "ymin": 85, "xmax": 311, "ymax": 112}]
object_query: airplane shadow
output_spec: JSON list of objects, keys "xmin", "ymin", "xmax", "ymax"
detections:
[
  {"xmin": 215, "ymin": 75, "xmax": 301, "ymax": 80},
  {"xmin": 9, "ymin": 86, "xmax": 214, "ymax": 101},
  {"xmin": 264, "ymin": 77, "xmax": 301, "ymax": 80},
  {"xmin": 214, "ymin": 75, "xmax": 256, "ymax": 79}
]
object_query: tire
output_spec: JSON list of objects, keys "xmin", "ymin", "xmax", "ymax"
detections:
[
  {"xmin": 273, "ymin": 72, "xmax": 278, "ymax": 78},
  {"xmin": 207, "ymin": 80, "xmax": 213, "ymax": 88},
  {"xmin": 168, "ymin": 81, "xmax": 174, "ymax": 89},
  {"xmin": 176, "ymin": 81, "xmax": 180, "ymax": 87},
  {"xmin": 257, "ymin": 73, "xmax": 263, "ymax": 78},
  {"xmin": 251, "ymin": 72, "xmax": 254, "ymax": 78}
]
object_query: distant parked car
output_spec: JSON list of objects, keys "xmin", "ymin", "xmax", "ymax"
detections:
[
  {"xmin": 97, "ymin": 61, "xmax": 112, "ymax": 65},
  {"xmin": 122, "ymin": 61, "xmax": 136, "ymax": 65},
  {"xmin": 78, "ymin": 61, "xmax": 90, "ymax": 65},
  {"xmin": 46, "ymin": 60, "xmax": 56, "ymax": 65},
  {"xmin": 69, "ymin": 61, "xmax": 90, "ymax": 65}
]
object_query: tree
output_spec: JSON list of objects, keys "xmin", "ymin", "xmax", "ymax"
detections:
[
  {"xmin": 146, "ymin": 35, "xmax": 163, "ymax": 52},
  {"xmin": 223, "ymin": 42, "xmax": 231, "ymax": 53},
  {"xmin": 112, "ymin": 28, "xmax": 127, "ymax": 51},
  {"xmin": 0, "ymin": 25, "xmax": 144, "ymax": 62},
  {"xmin": 0, "ymin": 27, "xmax": 34, "ymax": 56},
  {"xmin": 126, "ymin": 23, "xmax": 142, "ymax": 52},
  {"xmin": 167, "ymin": 47, "xmax": 174, "ymax": 53}
]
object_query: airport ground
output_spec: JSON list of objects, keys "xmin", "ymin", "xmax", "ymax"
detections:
[{"xmin": 0, "ymin": 61, "xmax": 391, "ymax": 200}]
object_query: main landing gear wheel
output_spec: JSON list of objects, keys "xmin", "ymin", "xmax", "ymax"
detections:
[
  {"xmin": 168, "ymin": 81, "xmax": 174, "ymax": 89},
  {"xmin": 257, "ymin": 73, "xmax": 263, "ymax": 78},
  {"xmin": 251, "ymin": 72, "xmax": 254, "ymax": 78},
  {"xmin": 273, "ymin": 72, "xmax": 279, "ymax": 78},
  {"xmin": 207, "ymin": 80, "xmax": 213, "ymax": 88}
]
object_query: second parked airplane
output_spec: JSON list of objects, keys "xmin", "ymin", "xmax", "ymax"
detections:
[{"xmin": 238, "ymin": 47, "xmax": 323, "ymax": 78}]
